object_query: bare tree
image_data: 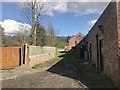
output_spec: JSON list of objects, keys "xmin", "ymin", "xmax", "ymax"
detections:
[
  {"xmin": 14, "ymin": 24, "xmax": 31, "ymax": 46},
  {"xmin": 46, "ymin": 24, "xmax": 57, "ymax": 47},
  {"xmin": 18, "ymin": 0, "xmax": 53, "ymax": 45},
  {"xmin": 0, "ymin": 25, "xmax": 4, "ymax": 46}
]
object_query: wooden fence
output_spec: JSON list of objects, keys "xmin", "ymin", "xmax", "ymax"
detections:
[
  {"xmin": 0, "ymin": 45, "xmax": 56, "ymax": 69},
  {"xmin": 0, "ymin": 47, "xmax": 21, "ymax": 69}
]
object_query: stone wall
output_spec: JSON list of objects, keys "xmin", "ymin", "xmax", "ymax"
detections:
[
  {"xmin": 78, "ymin": 2, "xmax": 120, "ymax": 87},
  {"xmin": 28, "ymin": 46, "xmax": 56, "ymax": 67}
]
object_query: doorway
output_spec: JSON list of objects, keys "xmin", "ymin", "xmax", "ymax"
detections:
[
  {"xmin": 99, "ymin": 39, "xmax": 104, "ymax": 70},
  {"xmin": 89, "ymin": 43, "xmax": 92, "ymax": 63},
  {"xmin": 96, "ymin": 35, "xmax": 104, "ymax": 70},
  {"xmin": 96, "ymin": 35, "xmax": 99, "ymax": 69}
]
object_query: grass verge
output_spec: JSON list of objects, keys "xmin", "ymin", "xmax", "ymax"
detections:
[
  {"xmin": 32, "ymin": 51, "xmax": 65, "ymax": 69},
  {"xmin": 77, "ymin": 60, "xmax": 117, "ymax": 88},
  {"xmin": 68, "ymin": 50, "xmax": 117, "ymax": 88}
]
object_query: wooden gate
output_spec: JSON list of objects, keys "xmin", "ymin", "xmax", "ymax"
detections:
[{"xmin": 0, "ymin": 47, "xmax": 21, "ymax": 69}]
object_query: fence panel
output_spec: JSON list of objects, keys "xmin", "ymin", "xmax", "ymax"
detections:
[
  {"xmin": 29, "ymin": 46, "xmax": 42, "ymax": 56},
  {"xmin": 0, "ymin": 47, "xmax": 21, "ymax": 69},
  {"xmin": 42, "ymin": 47, "xmax": 56, "ymax": 54},
  {"xmin": 28, "ymin": 46, "xmax": 56, "ymax": 67}
]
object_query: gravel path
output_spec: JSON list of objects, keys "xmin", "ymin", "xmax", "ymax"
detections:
[
  {"xmin": 1, "ymin": 52, "xmax": 87, "ymax": 88},
  {"xmin": 2, "ymin": 71, "xmax": 86, "ymax": 88}
]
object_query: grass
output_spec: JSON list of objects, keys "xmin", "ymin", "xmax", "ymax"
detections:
[
  {"xmin": 32, "ymin": 51, "xmax": 65, "ymax": 69},
  {"xmin": 79, "ymin": 65, "xmax": 114, "ymax": 88},
  {"xmin": 65, "ymin": 50, "xmax": 117, "ymax": 88},
  {"xmin": 77, "ymin": 60, "xmax": 116, "ymax": 88},
  {"xmin": 32, "ymin": 50, "xmax": 117, "ymax": 88}
]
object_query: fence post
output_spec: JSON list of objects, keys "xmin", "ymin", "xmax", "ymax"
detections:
[
  {"xmin": 20, "ymin": 46, "xmax": 23, "ymax": 65},
  {"xmin": 25, "ymin": 43, "xmax": 28, "ymax": 65}
]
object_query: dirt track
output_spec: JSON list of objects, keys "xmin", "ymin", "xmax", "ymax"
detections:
[
  {"xmin": 2, "ymin": 51, "xmax": 116, "ymax": 89},
  {"xmin": 2, "ymin": 52, "xmax": 87, "ymax": 88}
]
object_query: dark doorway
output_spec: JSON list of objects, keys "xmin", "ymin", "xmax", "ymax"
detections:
[
  {"xmin": 96, "ymin": 35, "xmax": 104, "ymax": 71},
  {"xmin": 80, "ymin": 45, "xmax": 86, "ymax": 58},
  {"xmin": 86, "ymin": 42, "xmax": 89, "ymax": 61},
  {"xmin": 20, "ymin": 45, "xmax": 26, "ymax": 65},
  {"xmin": 89, "ymin": 43, "xmax": 92, "ymax": 63},
  {"xmin": 99, "ymin": 39, "xmax": 104, "ymax": 70},
  {"xmin": 96, "ymin": 34, "xmax": 99, "ymax": 69},
  {"xmin": 23, "ymin": 45, "xmax": 26, "ymax": 64},
  {"xmin": 19, "ymin": 48, "xmax": 21, "ymax": 66}
]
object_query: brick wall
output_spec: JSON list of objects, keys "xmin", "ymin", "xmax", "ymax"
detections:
[
  {"xmin": 117, "ymin": 1, "xmax": 120, "ymax": 87},
  {"xmin": 67, "ymin": 33, "xmax": 84, "ymax": 51},
  {"xmin": 78, "ymin": 2, "xmax": 120, "ymax": 87},
  {"xmin": 102, "ymin": 2, "xmax": 119, "ymax": 86}
]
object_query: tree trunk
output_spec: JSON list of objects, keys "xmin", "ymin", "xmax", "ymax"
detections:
[{"xmin": 32, "ymin": 1, "xmax": 36, "ymax": 45}]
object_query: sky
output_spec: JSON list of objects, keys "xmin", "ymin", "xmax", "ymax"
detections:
[{"xmin": 1, "ymin": 1, "xmax": 110, "ymax": 36}]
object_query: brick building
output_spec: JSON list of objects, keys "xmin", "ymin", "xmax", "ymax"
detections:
[
  {"xmin": 76, "ymin": 2, "xmax": 120, "ymax": 87},
  {"xmin": 64, "ymin": 33, "xmax": 84, "ymax": 51}
]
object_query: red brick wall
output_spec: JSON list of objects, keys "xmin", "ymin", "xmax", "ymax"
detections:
[
  {"xmin": 84, "ymin": 2, "xmax": 119, "ymax": 87},
  {"xmin": 68, "ymin": 33, "xmax": 84, "ymax": 50},
  {"xmin": 117, "ymin": 1, "xmax": 120, "ymax": 87}
]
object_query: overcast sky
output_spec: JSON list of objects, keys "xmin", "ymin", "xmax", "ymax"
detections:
[{"xmin": 1, "ymin": 1, "xmax": 110, "ymax": 36}]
